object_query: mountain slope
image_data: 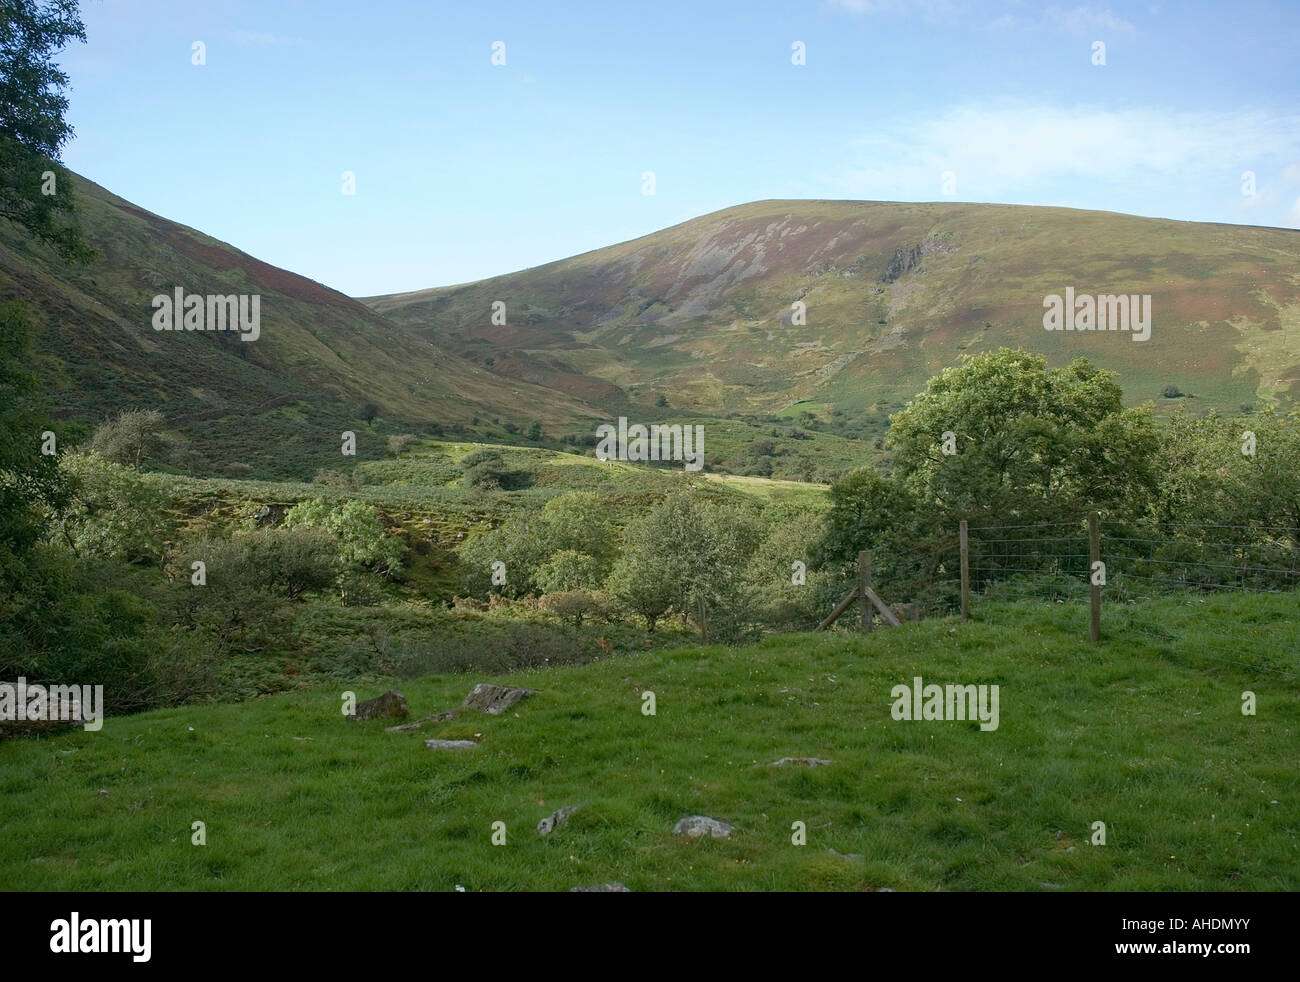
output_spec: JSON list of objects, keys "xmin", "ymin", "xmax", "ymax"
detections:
[
  {"xmin": 0, "ymin": 174, "xmax": 601, "ymax": 477},
  {"xmin": 366, "ymin": 200, "xmax": 1300, "ymax": 416}
]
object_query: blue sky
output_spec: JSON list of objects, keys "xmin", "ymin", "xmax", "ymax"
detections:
[{"xmin": 60, "ymin": 0, "xmax": 1300, "ymax": 296}]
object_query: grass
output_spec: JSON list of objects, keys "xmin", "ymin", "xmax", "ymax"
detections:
[{"xmin": 2, "ymin": 591, "xmax": 1296, "ymax": 891}]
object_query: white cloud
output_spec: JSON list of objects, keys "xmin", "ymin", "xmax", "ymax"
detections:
[
  {"xmin": 830, "ymin": 103, "xmax": 1300, "ymax": 204},
  {"xmin": 1046, "ymin": 5, "xmax": 1137, "ymax": 34}
]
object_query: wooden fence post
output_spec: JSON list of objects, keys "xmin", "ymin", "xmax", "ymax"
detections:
[
  {"xmin": 959, "ymin": 519, "xmax": 970, "ymax": 622},
  {"xmin": 858, "ymin": 550, "xmax": 872, "ymax": 633},
  {"xmin": 1088, "ymin": 511, "xmax": 1101, "ymax": 644}
]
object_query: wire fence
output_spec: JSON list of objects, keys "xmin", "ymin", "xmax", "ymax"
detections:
[{"xmin": 956, "ymin": 516, "xmax": 1300, "ymax": 680}]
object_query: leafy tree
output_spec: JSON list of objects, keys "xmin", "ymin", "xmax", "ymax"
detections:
[
  {"xmin": 458, "ymin": 492, "xmax": 616, "ymax": 598},
  {"xmin": 0, "ymin": 0, "xmax": 93, "ymax": 261},
  {"xmin": 461, "ymin": 448, "xmax": 508, "ymax": 489},
  {"xmin": 172, "ymin": 527, "xmax": 336, "ymax": 651},
  {"xmin": 610, "ymin": 484, "xmax": 761, "ymax": 641},
  {"xmin": 541, "ymin": 589, "xmax": 600, "ymax": 627},
  {"xmin": 283, "ymin": 498, "xmax": 404, "ymax": 577},
  {"xmin": 52, "ymin": 451, "xmax": 174, "ymax": 566},
  {"xmin": 89, "ymin": 409, "xmax": 169, "ymax": 468},
  {"xmin": 0, "ymin": 300, "xmax": 69, "ymax": 576},
  {"xmin": 386, "ymin": 433, "xmax": 416, "ymax": 457},
  {"xmin": 527, "ymin": 420, "xmax": 543, "ymax": 441},
  {"xmin": 361, "ymin": 402, "xmax": 381, "ymax": 423},
  {"xmin": 887, "ymin": 349, "xmax": 1158, "ymax": 527},
  {"xmin": 536, "ymin": 549, "xmax": 600, "ymax": 593}
]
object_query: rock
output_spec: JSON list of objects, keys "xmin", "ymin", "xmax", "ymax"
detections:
[
  {"xmin": 349, "ymin": 690, "xmax": 408, "ymax": 722},
  {"xmin": 876, "ymin": 888, "xmax": 895, "ymax": 892},
  {"xmin": 424, "ymin": 739, "xmax": 479, "ymax": 750},
  {"xmin": 386, "ymin": 710, "xmax": 459, "ymax": 732},
  {"xmin": 462, "ymin": 683, "xmax": 537, "ymax": 715},
  {"xmin": 537, "ymin": 804, "xmax": 583, "ymax": 836},
  {"xmin": 770, "ymin": 757, "xmax": 833, "ymax": 767},
  {"xmin": 570, "ymin": 883, "xmax": 630, "ymax": 892},
  {"xmin": 828, "ymin": 848, "xmax": 862, "ymax": 861},
  {"xmin": 673, "ymin": 815, "xmax": 734, "ymax": 839}
]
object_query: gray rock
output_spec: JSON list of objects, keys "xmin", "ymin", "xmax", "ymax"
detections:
[
  {"xmin": 462, "ymin": 683, "xmax": 537, "ymax": 715},
  {"xmin": 828, "ymin": 848, "xmax": 862, "ymax": 861},
  {"xmin": 386, "ymin": 710, "xmax": 459, "ymax": 732},
  {"xmin": 672, "ymin": 815, "xmax": 734, "ymax": 839},
  {"xmin": 424, "ymin": 739, "xmax": 479, "ymax": 750},
  {"xmin": 770, "ymin": 757, "xmax": 833, "ymax": 767},
  {"xmin": 569, "ymin": 883, "xmax": 630, "ymax": 892},
  {"xmin": 537, "ymin": 803, "xmax": 584, "ymax": 836},
  {"xmin": 349, "ymin": 690, "xmax": 408, "ymax": 722}
]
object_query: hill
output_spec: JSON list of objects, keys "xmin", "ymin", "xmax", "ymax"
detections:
[
  {"xmin": 366, "ymin": 199, "xmax": 1300, "ymax": 418},
  {"xmin": 0, "ymin": 174, "xmax": 602, "ymax": 479},
  {"xmin": 2, "ymin": 592, "xmax": 1294, "ymax": 891}
]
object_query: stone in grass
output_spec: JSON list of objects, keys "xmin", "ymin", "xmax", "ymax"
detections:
[
  {"xmin": 386, "ymin": 710, "xmax": 459, "ymax": 733},
  {"xmin": 349, "ymin": 690, "xmax": 408, "ymax": 722},
  {"xmin": 673, "ymin": 815, "xmax": 734, "ymax": 839},
  {"xmin": 462, "ymin": 683, "xmax": 537, "ymax": 715},
  {"xmin": 570, "ymin": 883, "xmax": 630, "ymax": 892},
  {"xmin": 828, "ymin": 848, "xmax": 862, "ymax": 861},
  {"xmin": 425, "ymin": 739, "xmax": 479, "ymax": 750},
  {"xmin": 770, "ymin": 757, "xmax": 833, "ymax": 767},
  {"xmin": 537, "ymin": 804, "xmax": 584, "ymax": 836}
]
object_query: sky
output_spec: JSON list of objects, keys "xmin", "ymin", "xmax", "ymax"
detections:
[{"xmin": 58, "ymin": 0, "xmax": 1300, "ymax": 297}]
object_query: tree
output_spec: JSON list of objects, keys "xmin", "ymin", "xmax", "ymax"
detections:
[
  {"xmin": 283, "ymin": 498, "xmax": 404, "ymax": 577},
  {"xmin": 527, "ymin": 420, "xmax": 543, "ymax": 441},
  {"xmin": 610, "ymin": 484, "xmax": 761, "ymax": 641},
  {"xmin": 0, "ymin": 0, "xmax": 93, "ymax": 261},
  {"xmin": 536, "ymin": 549, "xmax": 600, "ymax": 593},
  {"xmin": 461, "ymin": 447, "xmax": 508, "ymax": 489},
  {"xmin": 361, "ymin": 402, "xmax": 381, "ymax": 423},
  {"xmin": 542, "ymin": 589, "xmax": 600, "ymax": 628},
  {"xmin": 386, "ymin": 433, "xmax": 416, "ymax": 457},
  {"xmin": 887, "ymin": 349, "xmax": 1158, "ymax": 526},
  {"xmin": 0, "ymin": 300, "xmax": 69, "ymax": 574},
  {"xmin": 89, "ymin": 409, "xmax": 168, "ymax": 468},
  {"xmin": 52, "ymin": 451, "xmax": 174, "ymax": 566}
]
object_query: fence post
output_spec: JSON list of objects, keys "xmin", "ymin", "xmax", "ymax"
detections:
[
  {"xmin": 1088, "ymin": 511, "xmax": 1101, "ymax": 644},
  {"xmin": 858, "ymin": 550, "xmax": 872, "ymax": 633},
  {"xmin": 959, "ymin": 519, "xmax": 970, "ymax": 622}
]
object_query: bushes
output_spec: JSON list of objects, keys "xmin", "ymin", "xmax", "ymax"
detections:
[
  {"xmin": 53, "ymin": 452, "xmax": 175, "ymax": 567},
  {"xmin": 171, "ymin": 527, "xmax": 337, "ymax": 652},
  {"xmin": 283, "ymin": 498, "xmax": 404, "ymax": 578}
]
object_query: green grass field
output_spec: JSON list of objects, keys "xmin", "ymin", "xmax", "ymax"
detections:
[{"xmin": 3, "ymin": 592, "xmax": 1295, "ymax": 891}]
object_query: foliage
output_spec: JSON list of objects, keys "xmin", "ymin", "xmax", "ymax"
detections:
[
  {"xmin": 283, "ymin": 498, "xmax": 404, "ymax": 577},
  {"xmin": 0, "ymin": 0, "xmax": 93, "ymax": 261}
]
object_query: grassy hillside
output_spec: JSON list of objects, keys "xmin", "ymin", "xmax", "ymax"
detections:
[
  {"xmin": 2, "ymin": 592, "xmax": 1294, "ymax": 891},
  {"xmin": 0, "ymin": 174, "xmax": 602, "ymax": 479},
  {"xmin": 367, "ymin": 199, "xmax": 1300, "ymax": 418}
]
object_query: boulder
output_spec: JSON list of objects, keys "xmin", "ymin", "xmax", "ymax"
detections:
[
  {"xmin": 537, "ymin": 804, "xmax": 584, "ymax": 836},
  {"xmin": 424, "ymin": 739, "xmax": 478, "ymax": 750},
  {"xmin": 462, "ymin": 683, "xmax": 537, "ymax": 715},
  {"xmin": 349, "ymin": 690, "xmax": 408, "ymax": 722},
  {"xmin": 569, "ymin": 883, "xmax": 630, "ymax": 892},
  {"xmin": 386, "ymin": 710, "xmax": 459, "ymax": 732},
  {"xmin": 672, "ymin": 815, "xmax": 734, "ymax": 839},
  {"xmin": 770, "ymin": 757, "xmax": 833, "ymax": 767}
]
